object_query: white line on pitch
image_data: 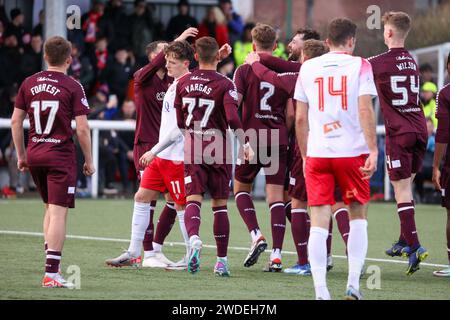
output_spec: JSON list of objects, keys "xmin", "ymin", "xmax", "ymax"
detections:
[{"xmin": 0, "ymin": 230, "xmax": 447, "ymax": 268}]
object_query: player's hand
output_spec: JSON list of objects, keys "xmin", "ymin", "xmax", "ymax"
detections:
[
  {"xmin": 243, "ymin": 143, "xmax": 255, "ymax": 162},
  {"xmin": 432, "ymin": 167, "xmax": 442, "ymax": 191},
  {"xmin": 360, "ymin": 151, "xmax": 378, "ymax": 180},
  {"xmin": 218, "ymin": 44, "xmax": 232, "ymax": 60},
  {"xmin": 176, "ymin": 27, "xmax": 198, "ymax": 42},
  {"xmin": 83, "ymin": 162, "xmax": 95, "ymax": 176},
  {"xmin": 140, "ymin": 151, "xmax": 156, "ymax": 167},
  {"xmin": 245, "ymin": 51, "xmax": 260, "ymax": 65},
  {"xmin": 17, "ymin": 158, "xmax": 28, "ymax": 172}
]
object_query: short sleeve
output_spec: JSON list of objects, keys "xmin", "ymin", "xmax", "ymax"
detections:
[
  {"xmin": 294, "ymin": 70, "xmax": 308, "ymax": 103},
  {"xmin": 14, "ymin": 83, "xmax": 27, "ymax": 111},
  {"xmin": 233, "ymin": 65, "xmax": 246, "ymax": 96},
  {"xmin": 359, "ymin": 58, "xmax": 378, "ymax": 97},
  {"xmin": 72, "ymin": 81, "xmax": 90, "ymax": 117},
  {"xmin": 436, "ymin": 89, "xmax": 450, "ymax": 120}
]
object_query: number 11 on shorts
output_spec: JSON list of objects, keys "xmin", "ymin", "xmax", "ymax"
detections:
[{"xmin": 170, "ymin": 180, "xmax": 181, "ymax": 194}]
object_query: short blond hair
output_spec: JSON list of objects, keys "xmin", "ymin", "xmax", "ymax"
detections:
[
  {"xmin": 251, "ymin": 23, "xmax": 276, "ymax": 51},
  {"xmin": 302, "ymin": 40, "xmax": 329, "ymax": 60},
  {"xmin": 382, "ymin": 11, "xmax": 411, "ymax": 37}
]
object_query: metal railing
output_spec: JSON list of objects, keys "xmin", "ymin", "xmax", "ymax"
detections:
[{"xmin": 0, "ymin": 118, "xmax": 390, "ymax": 200}]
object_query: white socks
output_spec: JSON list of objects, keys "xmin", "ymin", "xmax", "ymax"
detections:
[
  {"xmin": 250, "ymin": 229, "xmax": 262, "ymax": 242},
  {"xmin": 177, "ymin": 210, "xmax": 190, "ymax": 256},
  {"xmin": 128, "ymin": 202, "xmax": 151, "ymax": 258},
  {"xmin": 347, "ymin": 219, "xmax": 368, "ymax": 291},
  {"xmin": 308, "ymin": 227, "xmax": 331, "ymax": 300}
]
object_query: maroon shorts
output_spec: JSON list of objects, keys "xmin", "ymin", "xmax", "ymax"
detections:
[
  {"xmin": 184, "ymin": 163, "xmax": 232, "ymax": 199},
  {"xmin": 288, "ymin": 156, "xmax": 344, "ymax": 203},
  {"xmin": 440, "ymin": 167, "xmax": 450, "ymax": 210},
  {"xmin": 288, "ymin": 156, "xmax": 307, "ymax": 202},
  {"xmin": 133, "ymin": 142, "xmax": 155, "ymax": 179},
  {"xmin": 284, "ymin": 144, "xmax": 295, "ymax": 191},
  {"xmin": 235, "ymin": 145, "xmax": 288, "ymax": 186},
  {"xmin": 305, "ymin": 155, "xmax": 370, "ymax": 206},
  {"xmin": 29, "ymin": 164, "xmax": 77, "ymax": 208},
  {"xmin": 385, "ymin": 133, "xmax": 427, "ymax": 181}
]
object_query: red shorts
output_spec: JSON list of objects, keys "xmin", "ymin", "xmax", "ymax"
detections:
[
  {"xmin": 440, "ymin": 167, "xmax": 450, "ymax": 210},
  {"xmin": 305, "ymin": 155, "xmax": 370, "ymax": 206},
  {"xmin": 289, "ymin": 156, "xmax": 344, "ymax": 203},
  {"xmin": 140, "ymin": 157, "xmax": 186, "ymax": 206},
  {"xmin": 235, "ymin": 145, "xmax": 288, "ymax": 186},
  {"xmin": 133, "ymin": 142, "xmax": 155, "ymax": 179},
  {"xmin": 29, "ymin": 164, "xmax": 77, "ymax": 208},
  {"xmin": 385, "ymin": 133, "xmax": 427, "ymax": 181},
  {"xmin": 184, "ymin": 163, "xmax": 232, "ymax": 199}
]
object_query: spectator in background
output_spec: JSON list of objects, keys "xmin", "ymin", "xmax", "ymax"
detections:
[
  {"xmin": 5, "ymin": 8, "xmax": 30, "ymax": 49},
  {"xmin": 32, "ymin": 9, "xmax": 44, "ymax": 37},
  {"xmin": 0, "ymin": 20, "xmax": 4, "ymax": 46},
  {"xmin": 82, "ymin": 0, "xmax": 107, "ymax": 49},
  {"xmin": 90, "ymin": 36, "xmax": 110, "ymax": 81},
  {"xmin": 166, "ymin": 0, "xmax": 198, "ymax": 41},
  {"xmin": 219, "ymin": 0, "xmax": 243, "ymax": 45},
  {"xmin": 103, "ymin": 48, "xmax": 136, "ymax": 106},
  {"xmin": 420, "ymin": 63, "xmax": 435, "ymax": 86},
  {"xmin": 198, "ymin": 7, "xmax": 229, "ymax": 47},
  {"xmin": 69, "ymin": 43, "xmax": 95, "ymax": 92},
  {"xmin": 414, "ymin": 118, "xmax": 436, "ymax": 203},
  {"xmin": 20, "ymin": 34, "xmax": 43, "ymax": 81},
  {"xmin": 0, "ymin": 2, "xmax": 8, "ymax": 26},
  {"xmin": 421, "ymin": 81, "xmax": 438, "ymax": 129},
  {"xmin": 129, "ymin": 0, "xmax": 158, "ymax": 64},
  {"xmin": 233, "ymin": 22, "xmax": 254, "ymax": 67},
  {"xmin": 103, "ymin": 0, "xmax": 130, "ymax": 52},
  {"xmin": 0, "ymin": 85, "xmax": 19, "ymax": 197},
  {"xmin": 113, "ymin": 99, "xmax": 137, "ymax": 193},
  {"xmin": 218, "ymin": 56, "xmax": 235, "ymax": 79},
  {"xmin": 0, "ymin": 32, "xmax": 22, "ymax": 88}
]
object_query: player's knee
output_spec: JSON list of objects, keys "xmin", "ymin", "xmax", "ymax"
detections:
[
  {"xmin": 134, "ymin": 189, "xmax": 152, "ymax": 203},
  {"xmin": 233, "ymin": 179, "xmax": 252, "ymax": 194}
]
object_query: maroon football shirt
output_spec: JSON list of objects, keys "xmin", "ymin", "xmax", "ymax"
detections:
[
  {"xmin": 133, "ymin": 51, "xmax": 172, "ymax": 146},
  {"xmin": 259, "ymin": 54, "xmax": 301, "ymax": 73},
  {"xmin": 15, "ymin": 71, "xmax": 90, "ymax": 167},
  {"xmin": 368, "ymin": 48, "xmax": 427, "ymax": 137},
  {"xmin": 233, "ymin": 63, "xmax": 291, "ymax": 146},
  {"xmin": 251, "ymin": 62, "xmax": 298, "ymax": 98},
  {"xmin": 435, "ymin": 83, "xmax": 450, "ymax": 166},
  {"xmin": 175, "ymin": 69, "xmax": 241, "ymax": 165}
]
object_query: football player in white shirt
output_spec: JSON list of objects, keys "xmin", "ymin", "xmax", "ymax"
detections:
[
  {"xmin": 106, "ymin": 40, "xmax": 196, "ymax": 270},
  {"xmin": 294, "ymin": 18, "xmax": 378, "ymax": 300}
]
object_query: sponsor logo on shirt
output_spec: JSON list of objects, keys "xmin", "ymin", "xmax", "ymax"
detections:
[
  {"xmin": 323, "ymin": 121, "xmax": 342, "ymax": 134},
  {"xmin": 37, "ymin": 77, "xmax": 59, "ymax": 83},
  {"xmin": 190, "ymin": 75, "xmax": 210, "ymax": 82},
  {"xmin": 255, "ymin": 113, "xmax": 278, "ymax": 121},
  {"xmin": 32, "ymin": 137, "xmax": 62, "ymax": 144}
]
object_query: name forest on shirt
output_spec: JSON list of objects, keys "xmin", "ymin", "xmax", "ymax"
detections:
[{"xmin": 181, "ymin": 123, "xmax": 281, "ymax": 175}]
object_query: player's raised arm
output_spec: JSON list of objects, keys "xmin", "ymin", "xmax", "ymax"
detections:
[
  {"xmin": 259, "ymin": 53, "xmax": 300, "ymax": 73},
  {"xmin": 134, "ymin": 42, "xmax": 169, "ymax": 85},
  {"xmin": 433, "ymin": 89, "xmax": 450, "ymax": 190},
  {"xmin": 174, "ymin": 27, "xmax": 199, "ymax": 42}
]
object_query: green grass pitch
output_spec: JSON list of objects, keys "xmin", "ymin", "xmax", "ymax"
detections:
[{"xmin": 0, "ymin": 199, "xmax": 448, "ymax": 300}]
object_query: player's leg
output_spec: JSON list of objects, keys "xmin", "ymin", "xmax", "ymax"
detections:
[
  {"xmin": 326, "ymin": 219, "xmax": 333, "ymax": 269},
  {"xmin": 433, "ymin": 168, "xmax": 450, "ymax": 277},
  {"xmin": 433, "ymin": 210, "xmax": 450, "ymax": 277},
  {"xmin": 305, "ymin": 157, "xmax": 334, "ymax": 300},
  {"xmin": 263, "ymin": 183, "xmax": 286, "ymax": 272},
  {"xmin": 106, "ymin": 160, "xmax": 164, "ymax": 267},
  {"xmin": 345, "ymin": 201, "xmax": 368, "ymax": 300},
  {"xmin": 333, "ymin": 156, "xmax": 370, "ymax": 300},
  {"xmin": 211, "ymin": 198, "xmax": 231, "ymax": 277},
  {"xmin": 331, "ymin": 195, "xmax": 350, "ymax": 254},
  {"xmin": 284, "ymin": 197, "xmax": 311, "ymax": 275},
  {"xmin": 43, "ymin": 204, "xmax": 50, "ymax": 254},
  {"xmin": 41, "ymin": 165, "xmax": 77, "ymax": 288},
  {"xmin": 185, "ymin": 194, "xmax": 203, "ymax": 274}
]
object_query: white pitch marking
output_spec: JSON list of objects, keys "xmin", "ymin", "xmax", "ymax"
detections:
[{"xmin": 0, "ymin": 230, "xmax": 447, "ymax": 268}]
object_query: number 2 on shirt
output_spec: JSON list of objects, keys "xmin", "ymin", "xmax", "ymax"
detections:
[{"xmin": 315, "ymin": 76, "xmax": 348, "ymax": 111}]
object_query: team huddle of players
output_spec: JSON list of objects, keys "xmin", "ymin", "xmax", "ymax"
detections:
[{"xmin": 11, "ymin": 9, "xmax": 450, "ymax": 299}]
